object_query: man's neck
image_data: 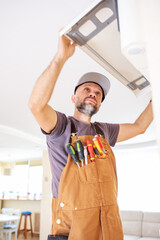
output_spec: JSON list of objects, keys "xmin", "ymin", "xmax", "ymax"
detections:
[{"xmin": 73, "ymin": 110, "xmax": 91, "ymax": 124}]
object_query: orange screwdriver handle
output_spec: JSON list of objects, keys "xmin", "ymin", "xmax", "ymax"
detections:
[
  {"xmin": 93, "ymin": 138, "xmax": 106, "ymax": 157},
  {"xmin": 95, "ymin": 135, "xmax": 103, "ymax": 149},
  {"xmin": 95, "ymin": 135, "xmax": 106, "ymax": 154}
]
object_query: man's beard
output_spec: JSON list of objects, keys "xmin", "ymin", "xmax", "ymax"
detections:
[{"xmin": 76, "ymin": 99, "xmax": 99, "ymax": 117}]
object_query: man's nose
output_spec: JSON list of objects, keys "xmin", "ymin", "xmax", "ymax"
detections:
[{"xmin": 89, "ymin": 92, "xmax": 96, "ymax": 98}]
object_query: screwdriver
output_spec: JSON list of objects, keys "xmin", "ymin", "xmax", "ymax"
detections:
[
  {"xmin": 76, "ymin": 139, "xmax": 84, "ymax": 167},
  {"xmin": 66, "ymin": 143, "xmax": 80, "ymax": 168},
  {"xmin": 93, "ymin": 144, "xmax": 99, "ymax": 155},
  {"xmin": 93, "ymin": 138, "xmax": 106, "ymax": 157},
  {"xmin": 86, "ymin": 139, "xmax": 95, "ymax": 162},
  {"xmin": 84, "ymin": 146, "xmax": 88, "ymax": 165},
  {"xmin": 95, "ymin": 135, "xmax": 106, "ymax": 154}
]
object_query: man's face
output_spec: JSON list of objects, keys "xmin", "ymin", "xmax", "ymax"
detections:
[{"xmin": 72, "ymin": 82, "xmax": 103, "ymax": 117}]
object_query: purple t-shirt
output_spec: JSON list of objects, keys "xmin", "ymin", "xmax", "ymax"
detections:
[{"xmin": 42, "ymin": 111, "xmax": 119, "ymax": 198}]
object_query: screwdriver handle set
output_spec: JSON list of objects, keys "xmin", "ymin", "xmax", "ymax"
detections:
[{"xmin": 66, "ymin": 135, "xmax": 107, "ymax": 168}]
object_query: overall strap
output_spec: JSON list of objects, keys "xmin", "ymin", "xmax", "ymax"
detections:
[
  {"xmin": 68, "ymin": 117, "xmax": 77, "ymax": 143},
  {"xmin": 68, "ymin": 117, "xmax": 105, "ymax": 143},
  {"xmin": 94, "ymin": 122, "xmax": 105, "ymax": 139}
]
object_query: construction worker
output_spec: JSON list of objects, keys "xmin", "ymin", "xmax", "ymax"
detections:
[{"xmin": 29, "ymin": 33, "xmax": 153, "ymax": 240}]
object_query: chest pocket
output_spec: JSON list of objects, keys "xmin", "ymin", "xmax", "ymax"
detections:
[
  {"xmin": 69, "ymin": 119, "xmax": 115, "ymax": 184},
  {"xmin": 71, "ymin": 137, "xmax": 114, "ymax": 184}
]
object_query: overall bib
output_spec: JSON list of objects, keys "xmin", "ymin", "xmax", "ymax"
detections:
[{"xmin": 51, "ymin": 121, "xmax": 123, "ymax": 240}]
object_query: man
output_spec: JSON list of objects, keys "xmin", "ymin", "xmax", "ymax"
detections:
[{"xmin": 29, "ymin": 33, "xmax": 153, "ymax": 240}]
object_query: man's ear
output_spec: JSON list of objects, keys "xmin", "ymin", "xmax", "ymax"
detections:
[{"xmin": 71, "ymin": 94, "xmax": 75, "ymax": 103}]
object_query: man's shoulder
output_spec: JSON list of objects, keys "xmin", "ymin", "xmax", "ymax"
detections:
[
  {"xmin": 42, "ymin": 111, "xmax": 70, "ymax": 138},
  {"xmin": 56, "ymin": 112, "xmax": 75, "ymax": 126},
  {"xmin": 56, "ymin": 111, "xmax": 68, "ymax": 121}
]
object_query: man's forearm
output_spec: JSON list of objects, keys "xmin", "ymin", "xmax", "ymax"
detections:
[
  {"xmin": 117, "ymin": 101, "xmax": 153, "ymax": 142},
  {"xmin": 28, "ymin": 33, "xmax": 77, "ymax": 133},
  {"xmin": 134, "ymin": 101, "xmax": 153, "ymax": 133},
  {"xmin": 29, "ymin": 55, "xmax": 65, "ymax": 113}
]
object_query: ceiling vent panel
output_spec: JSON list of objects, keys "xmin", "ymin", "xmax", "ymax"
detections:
[{"xmin": 60, "ymin": 0, "xmax": 151, "ymax": 96}]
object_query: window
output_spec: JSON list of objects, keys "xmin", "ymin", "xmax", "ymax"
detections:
[
  {"xmin": 28, "ymin": 166, "xmax": 43, "ymax": 199},
  {"xmin": 0, "ymin": 162, "xmax": 42, "ymax": 199},
  {"xmin": 14, "ymin": 164, "xmax": 28, "ymax": 197}
]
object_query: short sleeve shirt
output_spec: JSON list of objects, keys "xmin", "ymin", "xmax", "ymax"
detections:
[{"xmin": 42, "ymin": 111, "xmax": 120, "ymax": 198}]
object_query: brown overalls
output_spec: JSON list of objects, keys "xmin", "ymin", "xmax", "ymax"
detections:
[{"xmin": 51, "ymin": 121, "xmax": 124, "ymax": 240}]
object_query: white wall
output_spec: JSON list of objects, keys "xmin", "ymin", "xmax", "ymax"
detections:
[
  {"xmin": 115, "ymin": 145, "xmax": 160, "ymax": 212},
  {"xmin": 40, "ymin": 151, "xmax": 52, "ymax": 240}
]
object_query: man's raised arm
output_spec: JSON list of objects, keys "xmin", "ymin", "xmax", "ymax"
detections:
[
  {"xmin": 28, "ymin": 34, "xmax": 77, "ymax": 133},
  {"xmin": 117, "ymin": 101, "xmax": 153, "ymax": 142}
]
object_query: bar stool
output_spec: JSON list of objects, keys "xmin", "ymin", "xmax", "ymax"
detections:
[{"xmin": 17, "ymin": 211, "xmax": 33, "ymax": 238}]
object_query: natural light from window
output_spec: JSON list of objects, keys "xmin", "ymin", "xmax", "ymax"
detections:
[
  {"xmin": 115, "ymin": 146, "xmax": 160, "ymax": 212},
  {"xmin": 0, "ymin": 163, "xmax": 42, "ymax": 199}
]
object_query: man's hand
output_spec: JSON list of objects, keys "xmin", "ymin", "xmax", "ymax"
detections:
[{"xmin": 55, "ymin": 33, "xmax": 77, "ymax": 63}]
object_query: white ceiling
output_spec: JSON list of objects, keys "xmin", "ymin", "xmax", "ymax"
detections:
[{"xmin": 0, "ymin": 0, "xmax": 157, "ymax": 162}]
